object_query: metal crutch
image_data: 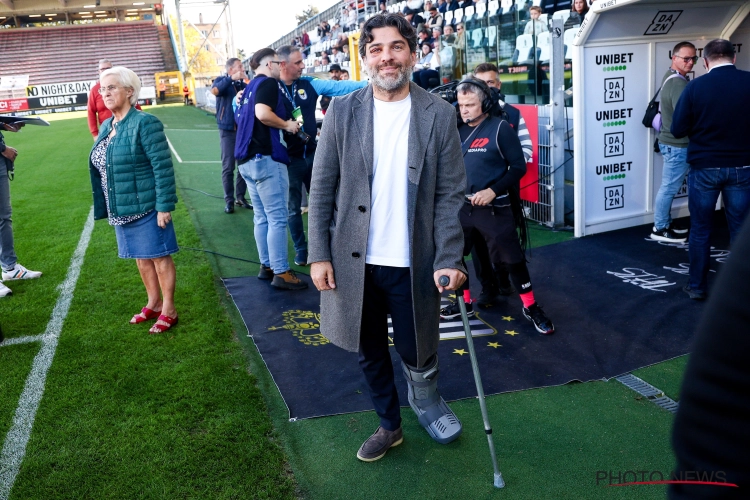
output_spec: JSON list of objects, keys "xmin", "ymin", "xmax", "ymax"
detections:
[{"xmin": 439, "ymin": 275, "xmax": 504, "ymax": 489}]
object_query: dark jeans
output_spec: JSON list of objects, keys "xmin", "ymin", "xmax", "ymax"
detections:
[
  {"xmin": 219, "ymin": 129, "xmax": 247, "ymax": 203},
  {"xmin": 287, "ymin": 152, "xmax": 315, "ymax": 254},
  {"xmin": 688, "ymin": 166, "xmax": 750, "ymax": 291},
  {"xmin": 470, "ymin": 232, "xmax": 512, "ymax": 292},
  {"xmin": 358, "ymin": 265, "xmax": 420, "ymax": 432}
]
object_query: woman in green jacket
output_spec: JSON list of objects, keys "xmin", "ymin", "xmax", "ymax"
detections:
[{"xmin": 89, "ymin": 66, "xmax": 179, "ymax": 334}]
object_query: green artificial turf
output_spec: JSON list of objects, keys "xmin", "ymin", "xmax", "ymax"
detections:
[
  {"xmin": 149, "ymin": 106, "xmax": 682, "ymax": 500},
  {"xmin": 1, "ymin": 110, "xmax": 296, "ymax": 499}
]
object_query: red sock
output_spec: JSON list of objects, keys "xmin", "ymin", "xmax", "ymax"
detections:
[
  {"xmin": 463, "ymin": 289, "xmax": 472, "ymax": 304},
  {"xmin": 520, "ymin": 291, "xmax": 535, "ymax": 309}
]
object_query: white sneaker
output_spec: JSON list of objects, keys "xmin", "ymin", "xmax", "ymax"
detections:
[
  {"xmin": 2, "ymin": 263, "xmax": 42, "ymax": 281},
  {"xmin": 0, "ymin": 281, "xmax": 12, "ymax": 297}
]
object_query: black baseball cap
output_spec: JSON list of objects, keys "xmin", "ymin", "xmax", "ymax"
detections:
[{"xmin": 329, "ymin": 64, "xmax": 342, "ymax": 72}]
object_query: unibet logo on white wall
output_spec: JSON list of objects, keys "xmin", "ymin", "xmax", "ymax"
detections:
[{"xmin": 583, "ymin": 44, "xmax": 650, "ymax": 225}]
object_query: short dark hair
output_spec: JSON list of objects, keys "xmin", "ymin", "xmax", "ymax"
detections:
[
  {"xmin": 672, "ymin": 41, "xmax": 696, "ymax": 56},
  {"xmin": 703, "ymin": 38, "xmax": 735, "ymax": 62},
  {"xmin": 359, "ymin": 12, "xmax": 417, "ymax": 60},
  {"xmin": 277, "ymin": 45, "xmax": 300, "ymax": 61},
  {"xmin": 250, "ymin": 48, "xmax": 277, "ymax": 71},
  {"xmin": 225, "ymin": 57, "xmax": 241, "ymax": 71},
  {"xmin": 474, "ymin": 62, "xmax": 499, "ymax": 74}
]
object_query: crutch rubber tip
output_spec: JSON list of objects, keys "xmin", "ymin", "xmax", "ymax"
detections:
[{"xmin": 494, "ymin": 473, "xmax": 505, "ymax": 489}]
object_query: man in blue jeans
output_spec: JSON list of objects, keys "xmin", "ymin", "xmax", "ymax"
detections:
[
  {"xmin": 211, "ymin": 58, "xmax": 250, "ymax": 214},
  {"xmin": 672, "ymin": 39, "xmax": 750, "ymax": 300},
  {"xmin": 234, "ymin": 48, "xmax": 307, "ymax": 290},
  {"xmin": 0, "ymin": 122, "xmax": 43, "ymax": 297},
  {"xmin": 651, "ymin": 41, "xmax": 695, "ymax": 243}
]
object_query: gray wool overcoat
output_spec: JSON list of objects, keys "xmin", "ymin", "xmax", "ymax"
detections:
[{"xmin": 307, "ymin": 82, "xmax": 467, "ymax": 367}]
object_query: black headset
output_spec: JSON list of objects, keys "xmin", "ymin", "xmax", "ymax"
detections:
[{"xmin": 459, "ymin": 78, "xmax": 495, "ymax": 115}]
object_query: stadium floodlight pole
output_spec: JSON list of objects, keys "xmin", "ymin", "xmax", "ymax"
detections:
[
  {"xmin": 438, "ymin": 276, "xmax": 505, "ymax": 489},
  {"xmin": 175, "ymin": 0, "xmax": 189, "ymax": 75}
]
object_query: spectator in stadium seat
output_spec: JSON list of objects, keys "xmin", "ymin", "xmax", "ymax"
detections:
[
  {"xmin": 565, "ymin": 0, "xmax": 589, "ymax": 30},
  {"xmin": 88, "ymin": 59, "xmax": 141, "ymax": 139},
  {"xmin": 0, "ymin": 122, "xmax": 42, "ymax": 298},
  {"xmin": 425, "ymin": 6, "xmax": 443, "ymax": 30},
  {"xmin": 524, "ymin": 6, "xmax": 546, "ymax": 35},
  {"xmin": 276, "ymin": 45, "xmax": 366, "ymax": 267},
  {"xmin": 331, "ymin": 46, "xmax": 346, "ymax": 65},
  {"xmin": 437, "ymin": 0, "xmax": 448, "ymax": 13},
  {"xmin": 379, "ymin": 1, "xmax": 387, "ymax": 13},
  {"xmin": 89, "ymin": 66, "xmax": 179, "ymax": 333},
  {"xmin": 341, "ymin": 43, "xmax": 351, "ymax": 62},
  {"xmin": 403, "ymin": 8, "xmax": 425, "ymax": 29},
  {"xmin": 413, "ymin": 42, "xmax": 440, "ymax": 89},
  {"xmin": 341, "ymin": 69, "xmax": 350, "ymax": 80},
  {"xmin": 211, "ymin": 58, "xmax": 250, "ymax": 214}
]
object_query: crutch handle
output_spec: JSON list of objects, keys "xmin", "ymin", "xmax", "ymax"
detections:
[{"xmin": 438, "ymin": 275, "xmax": 450, "ymax": 287}]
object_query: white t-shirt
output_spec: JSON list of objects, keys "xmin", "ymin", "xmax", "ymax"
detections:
[{"xmin": 366, "ymin": 94, "xmax": 412, "ymax": 268}]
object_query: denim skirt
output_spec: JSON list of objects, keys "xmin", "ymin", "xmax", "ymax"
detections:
[{"xmin": 114, "ymin": 210, "xmax": 179, "ymax": 259}]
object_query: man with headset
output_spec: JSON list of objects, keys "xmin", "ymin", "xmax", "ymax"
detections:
[{"xmin": 454, "ymin": 79, "xmax": 554, "ymax": 335}]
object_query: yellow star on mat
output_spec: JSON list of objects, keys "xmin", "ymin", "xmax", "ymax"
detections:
[
  {"xmin": 453, "ymin": 349, "xmax": 467, "ymax": 356},
  {"xmin": 502, "ymin": 316, "xmax": 514, "ymax": 322},
  {"xmin": 504, "ymin": 330, "xmax": 519, "ymax": 336},
  {"xmin": 488, "ymin": 342, "xmax": 501, "ymax": 348}
]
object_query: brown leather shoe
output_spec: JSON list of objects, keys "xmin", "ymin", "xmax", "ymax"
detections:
[
  {"xmin": 356, "ymin": 426, "xmax": 403, "ymax": 462},
  {"xmin": 271, "ymin": 270, "xmax": 308, "ymax": 290}
]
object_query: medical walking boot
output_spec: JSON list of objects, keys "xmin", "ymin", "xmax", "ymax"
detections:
[{"xmin": 402, "ymin": 356, "xmax": 462, "ymax": 444}]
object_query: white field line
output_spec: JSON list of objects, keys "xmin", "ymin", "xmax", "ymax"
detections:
[
  {"xmin": 0, "ymin": 334, "xmax": 45, "ymax": 347},
  {"xmin": 165, "ymin": 136, "xmax": 183, "ymax": 163},
  {"xmin": 0, "ymin": 207, "xmax": 95, "ymax": 500}
]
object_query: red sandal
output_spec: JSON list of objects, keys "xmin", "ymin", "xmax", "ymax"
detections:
[
  {"xmin": 149, "ymin": 314, "xmax": 178, "ymax": 334},
  {"xmin": 130, "ymin": 307, "xmax": 161, "ymax": 324}
]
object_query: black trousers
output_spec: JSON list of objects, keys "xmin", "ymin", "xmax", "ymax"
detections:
[
  {"xmin": 358, "ymin": 265, "xmax": 420, "ymax": 432},
  {"xmin": 470, "ymin": 232, "xmax": 512, "ymax": 292},
  {"xmin": 461, "ymin": 204, "xmax": 532, "ymax": 295}
]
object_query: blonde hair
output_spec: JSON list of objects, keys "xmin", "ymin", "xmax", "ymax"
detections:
[{"xmin": 100, "ymin": 66, "xmax": 141, "ymax": 106}]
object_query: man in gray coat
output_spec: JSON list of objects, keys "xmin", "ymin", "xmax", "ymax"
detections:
[{"xmin": 308, "ymin": 12, "xmax": 468, "ymax": 462}]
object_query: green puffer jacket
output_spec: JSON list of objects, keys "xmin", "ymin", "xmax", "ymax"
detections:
[{"xmin": 89, "ymin": 107, "xmax": 177, "ymax": 220}]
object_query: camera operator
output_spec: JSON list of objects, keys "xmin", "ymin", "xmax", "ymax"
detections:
[
  {"xmin": 471, "ymin": 63, "xmax": 533, "ymax": 307},
  {"xmin": 212, "ymin": 58, "xmax": 250, "ymax": 214},
  {"xmin": 0, "ymin": 122, "xmax": 42, "ymax": 297},
  {"xmin": 446, "ymin": 79, "xmax": 554, "ymax": 335}
]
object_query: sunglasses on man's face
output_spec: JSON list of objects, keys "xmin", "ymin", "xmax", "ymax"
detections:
[{"xmin": 674, "ymin": 55, "xmax": 698, "ymax": 64}]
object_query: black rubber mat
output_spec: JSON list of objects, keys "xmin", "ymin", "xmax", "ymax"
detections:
[{"xmin": 223, "ymin": 222, "xmax": 728, "ymax": 420}]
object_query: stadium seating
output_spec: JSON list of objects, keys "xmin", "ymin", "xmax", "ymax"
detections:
[{"xmin": 0, "ymin": 22, "xmax": 172, "ymax": 87}]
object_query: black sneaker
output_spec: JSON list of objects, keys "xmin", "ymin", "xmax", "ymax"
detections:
[
  {"xmin": 650, "ymin": 227, "xmax": 686, "ymax": 243},
  {"xmin": 476, "ymin": 288, "xmax": 500, "ymax": 307},
  {"xmin": 271, "ymin": 270, "xmax": 308, "ymax": 290},
  {"xmin": 440, "ymin": 300, "xmax": 474, "ymax": 320},
  {"xmin": 667, "ymin": 221, "xmax": 689, "ymax": 235},
  {"xmin": 523, "ymin": 303, "xmax": 554, "ymax": 335},
  {"xmin": 683, "ymin": 284, "xmax": 706, "ymax": 301},
  {"xmin": 258, "ymin": 265, "xmax": 273, "ymax": 280}
]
